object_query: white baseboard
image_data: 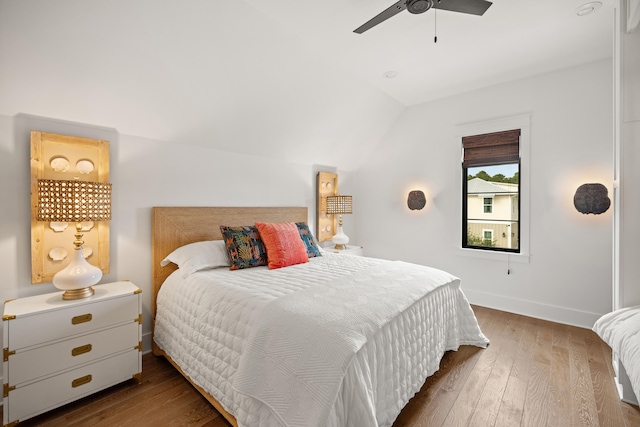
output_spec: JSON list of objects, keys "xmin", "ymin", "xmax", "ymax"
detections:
[{"xmin": 464, "ymin": 288, "xmax": 602, "ymax": 329}]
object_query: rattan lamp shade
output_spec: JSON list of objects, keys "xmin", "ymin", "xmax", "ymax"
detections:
[
  {"xmin": 326, "ymin": 195, "xmax": 352, "ymax": 215},
  {"xmin": 37, "ymin": 179, "xmax": 112, "ymax": 222},
  {"xmin": 36, "ymin": 179, "xmax": 112, "ymax": 300}
]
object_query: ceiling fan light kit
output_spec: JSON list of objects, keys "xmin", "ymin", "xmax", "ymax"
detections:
[
  {"xmin": 354, "ymin": 0, "xmax": 492, "ymax": 34},
  {"xmin": 407, "ymin": 0, "xmax": 434, "ymax": 14}
]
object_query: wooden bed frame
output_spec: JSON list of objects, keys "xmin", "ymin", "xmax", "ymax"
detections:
[{"xmin": 151, "ymin": 206, "xmax": 309, "ymax": 426}]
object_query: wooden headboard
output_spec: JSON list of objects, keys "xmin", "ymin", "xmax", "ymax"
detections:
[{"xmin": 151, "ymin": 206, "xmax": 308, "ymax": 327}]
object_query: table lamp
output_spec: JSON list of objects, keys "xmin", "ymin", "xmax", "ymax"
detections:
[
  {"xmin": 37, "ymin": 179, "xmax": 112, "ymax": 300},
  {"xmin": 326, "ymin": 195, "xmax": 352, "ymax": 250}
]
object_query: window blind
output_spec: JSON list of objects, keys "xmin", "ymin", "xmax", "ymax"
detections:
[{"xmin": 462, "ymin": 129, "xmax": 520, "ymax": 168}]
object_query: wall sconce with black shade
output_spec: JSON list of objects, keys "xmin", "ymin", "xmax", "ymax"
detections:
[
  {"xmin": 407, "ymin": 190, "xmax": 426, "ymax": 210},
  {"xmin": 573, "ymin": 183, "xmax": 610, "ymax": 215}
]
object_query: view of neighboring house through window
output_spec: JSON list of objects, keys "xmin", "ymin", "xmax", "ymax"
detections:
[
  {"xmin": 482, "ymin": 229, "xmax": 494, "ymax": 245},
  {"xmin": 462, "ymin": 129, "xmax": 520, "ymax": 252},
  {"xmin": 483, "ymin": 197, "xmax": 493, "ymax": 213}
]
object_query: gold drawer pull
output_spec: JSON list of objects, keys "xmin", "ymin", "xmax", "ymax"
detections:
[
  {"xmin": 71, "ymin": 344, "xmax": 92, "ymax": 357},
  {"xmin": 71, "ymin": 314, "xmax": 92, "ymax": 325},
  {"xmin": 72, "ymin": 374, "xmax": 92, "ymax": 388}
]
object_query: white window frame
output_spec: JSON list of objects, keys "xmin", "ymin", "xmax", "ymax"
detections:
[
  {"xmin": 483, "ymin": 197, "xmax": 493, "ymax": 213},
  {"xmin": 457, "ymin": 114, "xmax": 531, "ymax": 263}
]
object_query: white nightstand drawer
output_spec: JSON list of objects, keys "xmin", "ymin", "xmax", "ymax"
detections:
[
  {"xmin": 3, "ymin": 282, "xmax": 142, "ymax": 427},
  {"xmin": 6, "ymin": 349, "xmax": 139, "ymax": 423},
  {"xmin": 7, "ymin": 292, "xmax": 138, "ymax": 351},
  {"xmin": 9, "ymin": 321, "xmax": 139, "ymax": 386}
]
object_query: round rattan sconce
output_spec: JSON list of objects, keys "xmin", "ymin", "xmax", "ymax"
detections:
[
  {"xmin": 407, "ymin": 190, "xmax": 426, "ymax": 210},
  {"xmin": 573, "ymin": 183, "xmax": 610, "ymax": 215}
]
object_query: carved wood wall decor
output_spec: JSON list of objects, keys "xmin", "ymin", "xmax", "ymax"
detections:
[
  {"xmin": 316, "ymin": 172, "xmax": 338, "ymax": 243},
  {"xmin": 30, "ymin": 131, "xmax": 110, "ymax": 284}
]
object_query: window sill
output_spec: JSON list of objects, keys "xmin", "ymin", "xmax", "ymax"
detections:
[{"xmin": 457, "ymin": 247, "xmax": 530, "ymax": 263}]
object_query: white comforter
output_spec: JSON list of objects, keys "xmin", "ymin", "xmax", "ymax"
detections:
[
  {"xmin": 593, "ymin": 306, "xmax": 640, "ymax": 403},
  {"xmin": 154, "ymin": 253, "xmax": 489, "ymax": 426}
]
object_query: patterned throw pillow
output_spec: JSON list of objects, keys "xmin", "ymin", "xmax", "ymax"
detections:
[
  {"xmin": 296, "ymin": 222, "xmax": 322, "ymax": 258},
  {"xmin": 220, "ymin": 225, "xmax": 268, "ymax": 270}
]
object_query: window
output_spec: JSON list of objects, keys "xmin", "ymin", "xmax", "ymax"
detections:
[
  {"xmin": 462, "ymin": 129, "xmax": 520, "ymax": 253},
  {"xmin": 482, "ymin": 229, "xmax": 494, "ymax": 245},
  {"xmin": 483, "ymin": 197, "xmax": 493, "ymax": 213}
]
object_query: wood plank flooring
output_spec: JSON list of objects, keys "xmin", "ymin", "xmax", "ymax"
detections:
[{"xmin": 8, "ymin": 306, "xmax": 640, "ymax": 426}]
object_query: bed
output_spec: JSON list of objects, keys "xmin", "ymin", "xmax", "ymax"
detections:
[
  {"xmin": 151, "ymin": 206, "xmax": 489, "ymax": 427},
  {"xmin": 593, "ymin": 306, "xmax": 640, "ymax": 405}
]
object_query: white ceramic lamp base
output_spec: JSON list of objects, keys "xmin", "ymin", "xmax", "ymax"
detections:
[
  {"xmin": 53, "ymin": 248, "xmax": 101, "ymax": 300},
  {"xmin": 332, "ymin": 226, "xmax": 349, "ymax": 250}
]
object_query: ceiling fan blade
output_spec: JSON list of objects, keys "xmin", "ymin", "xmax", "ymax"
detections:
[
  {"xmin": 354, "ymin": 0, "xmax": 407, "ymax": 34},
  {"xmin": 433, "ymin": 0, "xmax": 492, "ymax": 16}
]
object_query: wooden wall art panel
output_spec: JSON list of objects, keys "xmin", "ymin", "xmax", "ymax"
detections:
[
  {"xmin": 30, "ymin": 131, "xmax": 110, "ymax": 284},
  {"xmin": 316, "ymin": 172, "xmax": 338, "ymax": 243}
]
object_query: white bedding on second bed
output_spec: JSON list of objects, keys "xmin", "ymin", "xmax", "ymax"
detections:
[
  {"xmin": 154, "ymin": 253, "xmax": 489, "ymax": 427},
  {"xmin": 593, "ymin": 305, "xmax": 640, "ymax": 404}
]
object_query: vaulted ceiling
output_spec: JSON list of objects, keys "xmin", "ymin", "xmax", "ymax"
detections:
[{"xmin": 0, "ymin": 0, "xmax": 613, "ymax": 170}]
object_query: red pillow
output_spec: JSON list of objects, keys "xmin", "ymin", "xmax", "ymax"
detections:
[{"xmin": 255, "ymin": 222, "xmax": 309, "ymax": 269}]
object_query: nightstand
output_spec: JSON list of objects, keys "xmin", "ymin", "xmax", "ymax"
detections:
[
  {"xmin": 2, "ymin": 281, "xmax": 142, "ymax": 427},
  {"xmin": 329, "ymin": 245, "xmax": 364, "ymax": 256}
]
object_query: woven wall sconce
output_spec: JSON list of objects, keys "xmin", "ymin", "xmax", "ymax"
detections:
[
  {"xmin": 573, "ymin": 183, "xmax": 610, "ymax": 215},
  {"xmin": 407, "ymin": 190, "xmax": 426, "ymax": 210}
]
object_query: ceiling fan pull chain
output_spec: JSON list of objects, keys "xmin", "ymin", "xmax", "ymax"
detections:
[{"xmin": 434, "ymin": 4, "xmax": 438, "ymax": 43}]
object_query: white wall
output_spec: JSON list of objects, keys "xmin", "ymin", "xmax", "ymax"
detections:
[
  {"xmin": 0, "ymin": 114, "xmax": 356, "ymax": 357},
  {"xmin": 353, "ymin": 59, "xmax": 613, "ymax": 328},
  {"xmin": 0, "ymin": 0, "xmax": 405, "ymax": 172},
  {"xmin": 612, "ymin": 0, "xmax": 640, "ymax": 404},
  {"xmin": 617, "ymin": 10, "xmax": 640, "ymax": 309},
  {"xmin": 0, "ymin": 60, "xmax": 615, "ymax": 351}
]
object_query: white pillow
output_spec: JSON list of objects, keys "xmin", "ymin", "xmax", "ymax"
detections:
[{"xmin": 160, "ymin": 240, "xmax": 230, "ymax": 278}]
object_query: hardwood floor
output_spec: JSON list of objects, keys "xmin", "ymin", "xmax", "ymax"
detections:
[{"xmin": 7, "ymin": 306, "xmax": 640, "ymax": 426}]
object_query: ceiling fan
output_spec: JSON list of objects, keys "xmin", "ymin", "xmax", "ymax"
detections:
[{"xmin": 354, "ymin": 0, "xmax": 492, "ymax": 34}]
